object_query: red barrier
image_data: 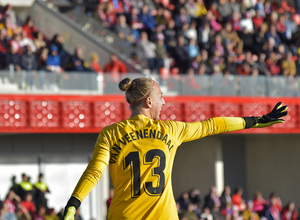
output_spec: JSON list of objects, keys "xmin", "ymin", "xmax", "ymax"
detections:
[{"xmin": 0, "ymin": 94, "xmax": 298, "ymax": 133}]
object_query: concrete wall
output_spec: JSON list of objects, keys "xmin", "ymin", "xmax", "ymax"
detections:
[{"xmin": 245, "ymin": 134, "xmax": 300, "ymax": 205}]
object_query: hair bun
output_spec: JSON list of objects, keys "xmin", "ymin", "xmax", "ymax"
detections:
[{"xmin": 119, "ymin": 78, "xmax": 133, "ymax": 92}]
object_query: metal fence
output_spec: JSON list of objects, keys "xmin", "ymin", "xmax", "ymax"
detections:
[{"xmin": 0, "ymin": 70, "xmax": 299, "ymax": 97}]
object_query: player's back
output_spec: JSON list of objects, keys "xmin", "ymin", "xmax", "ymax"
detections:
[{"xmin": 105, "ymin": 114, "xmax": 179, "ymax": 219}]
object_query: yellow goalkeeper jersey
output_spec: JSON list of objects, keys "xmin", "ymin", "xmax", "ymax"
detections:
[{"xmin": 71, "ymin": 114, "xmax": 245, "ymax": 220}]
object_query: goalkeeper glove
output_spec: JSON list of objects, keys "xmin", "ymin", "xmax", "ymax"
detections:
[
  {"xmin": 63, "ymin": 196, "xmax": 81, "ymax": 220},
  {"xmin": 243, "ymin": 102, "xmax": 288, "ymax": 128}
]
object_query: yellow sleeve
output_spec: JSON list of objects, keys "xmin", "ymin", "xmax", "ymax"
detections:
[
  {"xmin": 71, "ymin": 130, "xmax": 110, "ymax": 202},
  {"xmin": 169, "ymin": 117, "xmax": 245, "ymax": 144}
]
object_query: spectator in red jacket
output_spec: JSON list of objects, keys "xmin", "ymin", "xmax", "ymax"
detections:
[
  {"xmin": 104, "ymin": 53, "xmax": 127, "ymax": 74},
  {"xmin": 21, "ymin": 192, "xmax": 36, "ymax": 215},
  {"xmin": 23, "ymin": 16, "xmax": 38, "ymax": 40},
  {"xmin": 281, "ymin": 202, "xmax": 298, "ymax": 220},
  {"xmin": 231, "ymin": 187, "xmax": 246, "ymax": 212}
]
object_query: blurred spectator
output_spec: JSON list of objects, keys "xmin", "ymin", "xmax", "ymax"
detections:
[
  {"xmin": 252, "ymin": 190, "xmax": 266, "ymax": 216},
  {"xmin": 34, "ymin": 173, "xmax": 50, "ymax": 209},
  {"xmin": 21, "ymin": 45, "xmax": 38, "ymax": 89},
  {"xmin": 34, "ymin": 32, "xmax": 47, "ymax": 52},
  {"xmin": 229, "ymin": 10, "xmax": 242, "ymax": 32},
  {"xmin": 2, "ymin": 4, "xmax": 17, "ymax": 30},
  {"xmin": 174, "ymin": 7, "xmax": 191, "ymax": 31},
  {"xmin": 104, "ymin": 53, "xmax": 127, "ymax": 74},
  {"xmin": 223, "ymin": 22, "xmax": 243, "ymax": 54},
  {"xmin": 200, "ymin": 207, "xmax": 213, "ymax": 220},
  {"xmin": 23, "ymin": 16, "xmax": 38, "ymax": 40},
  {"xmin": 267, "ymin": 192, "xmax": 282, "ymax": 212},
  {"xmin": 90, "ymin": 52, "xmax": 102, "ymax": 74},
  {"xmin": 281, "ymin": 51, "xmax": 296, "ymax": 77},
  {"xmin": 5, "ymin": 44, "xmax": 22, "ymax": 82},
  {"xmin": 155, "ymin": 33, "xmax": 167, "ymax": 73},
  {"xmin": 218, "ymin": 0, "xmax": 232, "ymax": 23},
  {"xmin": 139, "ymin": 4, "xmax": 156, "ymax": 34},
  {"xmin": 19, "ymin": 30, "xmax": 37, "ymax": 53},
  {"xmin": 254, "ymin": 0, "xmax": 266, "ymax": 18},
  {"xmin": 198, "ymin": 22, "xmax": 212, "ymax": 50},
  {"xmin": 114, "ymin": 14, "xmax": 134, "ymax": 43},
  {"xmin": 177, "ymin": 192, "xmax": 190, "ymax": 211},
  {"xmin": 220, "ymin": 185, "xmax": 232, "ymax": 209},
  {"xmin": 46, "ymin": 45, "xmax": 63, "ymax": 73},
  {"xmin": 69, "ymin": 47, "xmax": 90, "ymax": 71},
  {"xmin": 187, "ymin": 38, "xmax": 200, "ymax": 59},
  {"xmin": 19, "ymin": 174, "xmax": 33, "ymax": 200},
  {"xmin": 256, "ymin": 53, "xmax": 271, "ymax": 76},
  {"xmin": 173, "ymin": 35, "xmax": 190, "ymax": 74},
  {"xmin": 2, "ymin": 198, "xmax": 18, "ymax": 220},
  {"xmin": 191, "ymin": 54, "xmax": 202, "ymax": 74},
  {"xmin": 189, "ymin": 189, "xmax": 201, "ymax": 207},
  {"xmin": 4, "ymin": 190, "xmax": 21, "ymax": 214},
  {"xmin": 254, "ymin": 23, "xmax": 268, "ymax": 54},
  {"xmin": 21, "ymin": 192, "xmax": 36, "ymax": 215},
  {"xmin": 265, "ymin": 196, "xmax": 281, "ymax": 220},
  {"xmin": 8, "ymin": 176, "xmax": 19, "ymax": 195},
  {"xmin": 281, "ymin": 202, "xmax": 298, "ymax": 220},
  {"xmin": 8, "ymin": 34, "xmax": 22, "ymax": 55},
  {"xmin": 15, "ymin": 201, "xmax": 32, "ymax": 220},
  {"xmin": 32, "ymin": 205, "xmax": 46, "ymax": 220},
  {"xmin": 266, "ymin": 24, "xmax": 281, "ymax": 49},
  {"xmin": 154, "ymin": 6, "xmax": 168, "ymax": 29},
  {"xmin": 183, "ymin": 203, "xmax": 198, "ymax": 220},
  {"xmin": 37, "ymin": 47, "xmax": 49, "ymax": 71},
  {"xmin": 129, "ymin": 52, "xmax": 141, "ymax": 67},
  {"xmin": 266, "ymin": 51, "xmax": 281, "ymax": 76},
  {"xmin": 162, "ymin": 19, "xmax": 177, "ymax": 51},
  {"xmin": 242, "ymin": 201, "xmax": 260, "ymax": 220},
  {"xmin": 231, "ymin": 187, "xmax": 246, "ymax": 212},
  {"xmin": 226, "ymin": 54, "xmax": 238, "ymax": 75},
  {"xmin": 252, "ymin": 9, "xmax": 264, "ymax": 30},
  {"xmin": 203, "ymin": 186, "xmax": 221, "ymax": 211},
  {"xmin": 138, "ymin": 31, "xmax": 156, "ymax": 73},
  {"xmin": 195, "ymin": 0, "xmax": 207, "ymax": 18}
]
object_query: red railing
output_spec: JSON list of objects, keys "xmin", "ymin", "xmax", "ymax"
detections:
[{"xmin": 0, "ymin": 94, "xmax": 298, "ymax": 133}]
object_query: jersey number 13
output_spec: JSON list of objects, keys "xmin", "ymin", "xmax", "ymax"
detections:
[{"xmin": 123, "ymin": 149, "xmax": 166, "ymax": 197}]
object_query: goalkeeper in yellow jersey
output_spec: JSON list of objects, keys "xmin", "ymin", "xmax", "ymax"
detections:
[{"xmin": 63, "ymin": 77, "xmax": 288, "ymax": 220}]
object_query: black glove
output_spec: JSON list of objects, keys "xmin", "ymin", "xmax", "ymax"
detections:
[
  {"xmin": 63, "ymin": 196, "xmax": 81, "ymax": 220},
  {"xmin": 243, "ymin": 102, "xmax": 288, "ymax": 128}
]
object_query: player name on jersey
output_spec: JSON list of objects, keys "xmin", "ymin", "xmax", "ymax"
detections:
[{"xmin": 110, "ymin": 128, "xmax": 174, "ymax": 163}]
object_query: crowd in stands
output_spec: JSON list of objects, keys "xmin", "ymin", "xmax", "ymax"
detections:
[
  {"xmin": 0, "ymin": 173, "xmax": 59, "ymax": 220},
  {"xmin": 1, "ymin": 0, "xmax": 300, "ymax": 91},
  {"xmin": 0, "ymin": 3, "xmax": 128, "ymax": 90},
  {"xmin": 74, "ymin": 0, "xmax": 300, "ymax": 77},
  {"xmin": 1, "ymin": 173, "xmax": 298, "ymax": 220},
  {"xmin": 175, "ymin": 186, "xmax": 298, "ymax": 220}
]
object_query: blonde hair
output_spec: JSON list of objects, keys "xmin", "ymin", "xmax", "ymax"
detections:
[
  {"xmin": 90, "ymin": 52, "xmax": 99, "ymax": 62},
  {"xmin": 119, "ymin": 77, "xmax": 155, "ymax": 107}
]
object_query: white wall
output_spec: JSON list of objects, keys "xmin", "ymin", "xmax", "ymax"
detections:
[{"xmin": 0, "ymin": 163, "xmax": 93, "ymax": 220}]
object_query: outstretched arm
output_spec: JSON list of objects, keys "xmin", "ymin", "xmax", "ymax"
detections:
[{"xmin": 63, "ymin": 132, "xmax": 110, "ymax": 220}]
